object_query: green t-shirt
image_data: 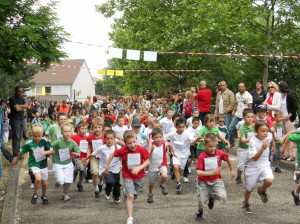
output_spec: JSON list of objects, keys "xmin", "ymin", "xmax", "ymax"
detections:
[
  {"xmin": 52, "ymin": 138, "xmax": 80, "ymax": 165},
  {"xmin": 48, "ymin": 123, "xmax": 62, "ymax": 143},
  {"xmin": 20, "ymin": 139, "xmax": 51, "ymax": 169},
  {"xmin": 239, "ymin": 124, "xmax": 254, "ymax": 149},
  {"xmin": 288, "ymin": 132, "xmax": 300, "ymax": 168},
  {"xmin": 197, "ymin": 126, "xmax": 219, "ymax": 152},
  {"xmin": 41, "ymin": 119, "xmax": 52, "ymax": 135}
]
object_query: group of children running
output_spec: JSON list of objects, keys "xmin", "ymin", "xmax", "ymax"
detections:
[{"xmin": 13, "ymin": 102, "xmax": 300, "ymax": 224}]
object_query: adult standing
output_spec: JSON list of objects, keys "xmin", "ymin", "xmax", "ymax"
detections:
[
  {"xmin": 278, "ymin": 81, "xmax": 298, "ymax": 161},
  {"xmin": 196, "ymin": 81, "xmax": 212, "ymax": 124},
  {"xmin": 9, "ymin": 86, "xmax": 29, "ymax": 160},
  {"xmin": 263, "ymin": 81, "xmax": 282, "ymax": 128},
  {"xmin": 57, "ymin": 99, "xmax": 71, "ymax": 115},
  {"xmin": 228, "ymin": 83, "xmax": 253, "ymax": 146},
  {"xmin": 215, "ymin": 81, "xmax": 235, "ymax": 128},
  {"xmin": 251, "ymin": 81, "xmax": 266, "ymax": 112}
]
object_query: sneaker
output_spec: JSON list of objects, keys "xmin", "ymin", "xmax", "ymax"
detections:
[
  {"xmin": 63, "ymin": 195, "xmax": 71, "ymax": 202},
  {"xmin": 94, "ymin": 191, "xmax": 100, "ymax": 198},
  {"xmin": 176, "ymin": 183, "xmax": 182, "ymax": 194},
  {"xmin": 30, "ymin": 183, "xmax": 35, "ymax": 189},
  {"xmin": 134, "ymin": 194, "xmax": 138, "ymax": 200},
  {"xmin": 31, "ymin": 194, "xmax": 38, "ymax": 204},
  {"xmin": 242, "ymin": 201, "xmax": 253, "ymax": 214},
  {"xmin": 183, "ymin": 177, "xmax": 189, "ymax": 183},
  {"xmin": 257, "ymin": 188, "xmax": 268, "ymax": 203},
  {"xmin": 41, "ymin": 195, "xmax": 49, "ymax": 205},
  {"xmin": 195, "ymin": 208, "xmax": 203, "ymax": 221},
  {"xmin": 160, "ymin": 185, "xmax": 168, "ymax": 195},
  {"xmin": 274, "ymin": 167, "xmax": 282, "ymax": 173},
  {"xmin": 147, "ymin": 193, "xmax": 154, "ymax": 204},
  {"xmin": 291, "ymin": 191, "xmax": 300, "ymax": 206},
  {"xmin": 126, "ymin": 216, "xmax": 134, "ymax": 224},
  {"xmin": 188, "ymin": 167, "xmax": 192, "ymax": 174},
  {"xmin": 113, "ymin": 198, "xmax": 121, "ymax": 204},
  {"xmin": 77, "ymin": 183, "xmax": 84, "ymax": 192},
  {"xmin": 105, "ymin": 193, "xmax": 111, "ymax": 200},
  {"xmin": 208, "ymin": 197, "xmax": 214, "ymax": 210}
]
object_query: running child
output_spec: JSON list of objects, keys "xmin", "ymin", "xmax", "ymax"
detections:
[
  {"xmin": 105, "ymin": 130, "xmax": 149, "ymax": 224},
  {"xmin": 147, "ymin": 128, "xmax": 168, "ymax": 203},
  {"xmin": 52, "ymin": 124, "xmax": 80, "ymax": 201},
  {"xmin": 216, "ymin": 115, "xmax": 228, "ymax": 151},
  {"xmin": 159, "ymin": 108, "xmax": 175, "ymax": 137},
  {"xmin": 243, "ymin": 121, "xmax": 274, "ymax": 213},
  {"xmin": 18, "ymin": 125, "xmax": 52, "ymax": 204},
  {"xmin": 71, "ymin": 121, "xmax": 90, "ymax": 192},
  {"xmin": 87, "ymin": 122, "xmax": 104, "ymax": 198},
  {"xmin": 236, "ymin": 109, "xmax": 255, "ymax": 184},
  {"xmin": 195, "ymin": 133, "xmax": 233, "ymax": 221},
  {"xmin": 167, "ymin": 117, "xmax": 193, "ymax": 194}
]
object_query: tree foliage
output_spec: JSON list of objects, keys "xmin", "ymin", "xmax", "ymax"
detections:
[
  {"xmin": 97, "ymin": 0, "xmax": 300, "ymax": 96},
  {"xmin": 0, "ymin": 0, "xmax": 67, "ymax": 98}
]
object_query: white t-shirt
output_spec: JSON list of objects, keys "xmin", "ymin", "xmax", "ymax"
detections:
[
  {"xmin": 159, "ymin": 117, "xmax": 175, "ymax": 136},
  {"xmin": 247, "ymin": 132, "xmax": 273, "ymax": 168},
  {"xmin": 167, "ymin": 130, "xmax": 193, "ymax": 158},
  {"xmin": 280, "ymin": 95, "xmax": 289, "ymax": 118},
  {"xmin": 219, "ymin": 95, "xmax": 224, "ymax": 114},
  {"xmin": 186, "ymin": 126, "xmax": 201, "ymax": 140},
  {"xmin": 112, "ymin": 125, "xmax": 129, "ymax": 140},
  {"xmin": 235, "ymin": 91, "xmax": 253, "ymax": 118},
  {"xmin": 186, "ymin": 117, "xmax": 202, "ymax": 128},
  {"xmin": 149, "ymin": 144, "xmax": 165, "ymax": 172},
  {"xmin": 95, "ymin": 145, "xmax": 121, "ymax": 174}
]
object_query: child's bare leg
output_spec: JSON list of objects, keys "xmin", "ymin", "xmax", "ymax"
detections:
[
  {"xmin": 173, "ymin": 165, "xmax": 181, "ymax": 184},
  {"xmin": 41, "ymin": 180, "xmax": 48, "ymax": 196},
  {"xmin": 34, "ymin": 174, "xmax": 42, "ymax": 195},
  {"xmin": 126, "ymin": 195, "xmax": 134, "ymax": 218}
]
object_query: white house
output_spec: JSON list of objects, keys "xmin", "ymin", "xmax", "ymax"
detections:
[{"xmin": 27, "ymin": 59, "xmax": 95, "ymax": 102}]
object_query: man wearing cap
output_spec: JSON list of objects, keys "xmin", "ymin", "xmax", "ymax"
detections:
[{"xmin": 196, "ymin": 80, "xmax": 212, "ymax": 124}]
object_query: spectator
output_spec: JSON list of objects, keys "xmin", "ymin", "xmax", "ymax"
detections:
[
  {"xmin": 251, "ymin": 81, "xmax": 266, "ymax": 113},
  {"xmin": 228, "ymin": 83, "xmax": 253, "ymax": 146},
  {"xmin": 196, "ymin": 81, "xmax": 212, "ymax": 124},
  {"xmin": 263, "ymin": 81, "xmax": 282, "ymax": 128},
  {"xmin": 9, "ymin": 86, "xmax": 29, "ymax": 161},
  {"xmin": 215, "ymin": 81, "xmax": 235, "ymax": 128},
  {"xmin": 57, "ymin": 99, "xmax": 71, "ymax": 114}
]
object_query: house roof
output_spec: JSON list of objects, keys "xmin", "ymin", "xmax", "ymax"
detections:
[{"xmin": 33, "ymin": 59, "xmax": 85, "ymax": 85}]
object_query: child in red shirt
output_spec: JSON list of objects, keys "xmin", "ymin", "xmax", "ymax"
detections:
[
  {"xmin": 71, "ymin": 121, "xmax": 89, "ymax": 192},
  {"xmin": 195, "ymin": 133, "xmax": 233, "ymax": 221},
  {"xmin": 105, "ymin": 130, "xmax": 149, "ymax": 224},
  {"xmin": 87, "ymin": 122, "xmax": 104, "ymax": 198}
]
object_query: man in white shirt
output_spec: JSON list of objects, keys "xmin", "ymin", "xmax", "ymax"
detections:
[{"xmin": 228, "ymin": 83, "xmax": 253, "ymax": 146}]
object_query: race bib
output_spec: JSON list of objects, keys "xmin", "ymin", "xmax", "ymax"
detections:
[
  {"xmin": 127, "ymin": 153, "xmax": 141, "ymax": 169},
  {"xmin": 204, "ymin": 157, "xmax": 218, "ymax": 171},
  {"xmin": 33, "ymin": 147, "xmax": 46, "ymax": 162},
  {"xmin": 151, "ymin": 146, "xmax": 164, "ymax": 168},
  {"xmin": 92, "ymin": 139, "xmax": 102, "ymax": 152},
  {"xmin": 79, "ymin": 140, "xmax": 88, "ymax": 153},
  {"xmin": 58, "ymin": 148, "xmax": 70, "ymax": 161}
]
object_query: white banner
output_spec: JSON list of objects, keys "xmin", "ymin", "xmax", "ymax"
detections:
[
  {"xmin": 126, "ymin": 49, "xmax": 140, "ymax": 61},
  {"xmin": 108, "ymin": 48, "xmax": 123, "ymax": 59},
  {"xmin": 144, "ymin": 51, "xmax": 157, "ymax": 62}
]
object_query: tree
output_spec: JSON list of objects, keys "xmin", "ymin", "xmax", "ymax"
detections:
[
  {"xmin": 0, "ymin": 0, "xmax": 67, "ymax": 98},
  {"xmin": 97, "ymin": 0, "xmax": 300, "ymax": 94}
]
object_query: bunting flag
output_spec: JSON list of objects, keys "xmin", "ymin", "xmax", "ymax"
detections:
[
  {"xmin": 115, "ymin": 70, "xmax": 124, "ymax": 76},
  {"xmin": 144, "ymin": 51, "xmax": 157, "ymax": 62},
  {"xmin": 126, "ymin": 49, "xmax": 140, "ymax": 61},
  {"xmin": 107, "ymin": 48, "xmax": 123, "ymax": 59}
]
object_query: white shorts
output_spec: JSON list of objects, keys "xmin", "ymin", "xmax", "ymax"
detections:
[
  {"xmin": 237, "ymin": 149, "xmax": 248, "ymax": 171},
  {"xmin": 30, "ymin": 167, "xmax": 48, "ymax": 181},
  {"xmin": 148, "ymin": 166, "xmax": 168, "ymax": 185},
  {"xmin": 172, "ymin": 156, "xmax": 189, "ymax": 170},
  {"xmin": 53, "ymin": 163, "xmax": 74, "ymax": 185},
  {"xmin": 244, "ymin": 166, "xmax": 274, "ymax": 192}
]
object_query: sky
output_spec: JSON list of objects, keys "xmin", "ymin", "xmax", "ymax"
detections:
[{"xmin": 53, "ymin": 0, "xmax": 114, "ymax": 77}]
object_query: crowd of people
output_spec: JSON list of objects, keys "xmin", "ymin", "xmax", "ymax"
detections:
[{"xmin": 1, "ymin": 80, "xmax": 300, "ymax": 224}]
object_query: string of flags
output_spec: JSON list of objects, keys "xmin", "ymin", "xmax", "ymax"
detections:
[{"xmin": 107, "ymin": 48, "xmax": 158, "ymax": 62}]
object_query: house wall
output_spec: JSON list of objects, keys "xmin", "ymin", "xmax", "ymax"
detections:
[
  {"xmin": 27, "ymin": 85, "xmax": 72, "ymax": 99},
  {"xmin": 71, "ymin": 62, "xmax": 95, "ymax": 101}
]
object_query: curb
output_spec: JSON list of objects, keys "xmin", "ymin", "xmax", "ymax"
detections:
[
  {"xmin": 230, "ymin": 147, "xmax": 295, "ymax": 171},
  {"xmin": 1, "ymin": 163, "xmax": 20, "ymax": 224}
]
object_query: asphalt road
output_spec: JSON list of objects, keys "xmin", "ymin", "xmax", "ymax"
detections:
[{"xmin": 17, "ymin": 157, "xmax": 300, "ymax": 224}]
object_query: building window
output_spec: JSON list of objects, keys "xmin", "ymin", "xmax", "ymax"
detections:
[{"xmin": 45, "ymin": 86, "xmax": 51, "ymax": 95}]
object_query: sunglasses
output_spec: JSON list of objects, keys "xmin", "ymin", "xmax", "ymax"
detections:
[{"xmin": 268, "ymin": 86, "xmax": 275, "ymax": 89}]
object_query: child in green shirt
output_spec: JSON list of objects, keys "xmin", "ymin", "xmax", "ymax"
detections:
[
  {"xmin": 236, "ymin": 109, "xmax": 254, "ymax": 184},
  {"xmin": 47, "ymin": 113, "xmax": 68, "ymax": 143},
  {"xmin": 18, "ymin": 125, "xmax": 52, "ymax": 204},
  {"xmin": 52, "ymin": 124, "xmax": 80, "ymax": 201}
]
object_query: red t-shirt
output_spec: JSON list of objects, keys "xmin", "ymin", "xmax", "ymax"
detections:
[
  {"xmin": 114, "ymin": 145, "xmax": 149, "ymax": 180},
  {"xmin": 196, "ymin": 88, "xmax": 212, "ymax": 112},
  {"xmin": 196, "ymin": 149, "xmax": 228, "ymax": 182},
  {"xmin": 57, "ymin": 104, "xmax": 70, "ymax": 114},
  {"xmin": 87, "ymin": 134, "xmax": 104, "ymax": 153},
  {"xmin": 71, "ymin": 134, "xmax": 90, "ymax": 159}
]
